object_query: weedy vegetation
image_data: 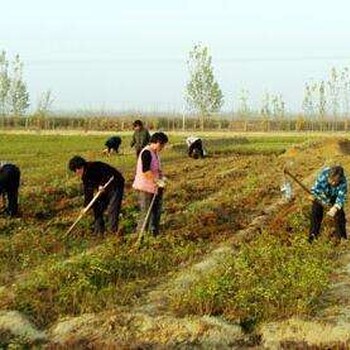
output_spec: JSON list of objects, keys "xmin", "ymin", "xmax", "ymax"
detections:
[{"xmin": 0, "ymin": 131, "xmax": 345, "ymax": 345}]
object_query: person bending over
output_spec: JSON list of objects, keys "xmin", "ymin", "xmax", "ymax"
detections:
[
  {"xmin": 0, "ymin": 162, "xmax": 21, "ymax": 217},
  {"xmin": 309, "ymin": 165, "xmax": 347, "ymax": 242},
  {"xmin": 186, "ymin": 136, "xmax": 205, "ymax": 159},
  {"xmin": 68, "ymin": 156, "xmax": 125, "ymax": 235},
  {"xmin": 103, "ymin": 136, "xmax": 122, "ymax": 155}
]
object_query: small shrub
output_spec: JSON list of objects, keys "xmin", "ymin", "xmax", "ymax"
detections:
[
  {"xmin": 169, "ymin": 231, "xmax": 335, "ymax": 328},
  {"xmin": 8, "ymin": 236, "xmax": 204, "ymax": 327}
]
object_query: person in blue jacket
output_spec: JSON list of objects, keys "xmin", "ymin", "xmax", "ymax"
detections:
[{"xmin": 309, "ymin": 165, "xmax": 347, "ymax": 242}]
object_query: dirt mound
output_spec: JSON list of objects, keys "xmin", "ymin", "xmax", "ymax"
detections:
[
  {"xmin": 319, "ymin": 137, "xmax": 350, "ymax": 156},
  {"xmin": 338, "ymin": 138, "xmax": 350, "ymax": 154},
  {"xmin": 283, "ymin": 138, "xmax": 350, "ymax": 169},
  {"xmin": 260, "ymin": 317, "xmax": 350, "ymax": 349},
  {"xmin": 48, "ymin": 312, "xmax": 244, "ymax": 349}
]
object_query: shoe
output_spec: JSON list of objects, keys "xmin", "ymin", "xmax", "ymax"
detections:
[
  {"xmin": 150, "ymin": 229, "xmax": 159, "ymax": 237},
  {"xmin": 308, "ymin": 234, "xmax": 316, "ymax": 243},
  {"xmin": 93, "ymin": 227, "xmax": 105, "ymax": 237}
]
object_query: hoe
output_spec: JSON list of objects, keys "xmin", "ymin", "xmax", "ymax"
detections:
[
  {"xmin": 283, "ymin": 168, "xmax": 313, "ymax": 197},
  {"xmin": 283, "ymin": 168, "xmax": 331, "ymax": 210},
  {"xmin": 134, "ymin": 177, "xmax": 167, "ymax": 248},
  {"xmin": 65, "ymin": 176, "xmax": 114, "ymax": 237},
  {"xmin": 134, "ymin": 191, "xmax": 157, "ymax": 248}
]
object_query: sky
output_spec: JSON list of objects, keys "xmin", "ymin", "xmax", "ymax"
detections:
[{"xmin": 1, "ymin": 0, "xmax": 350, "ymax": 114}]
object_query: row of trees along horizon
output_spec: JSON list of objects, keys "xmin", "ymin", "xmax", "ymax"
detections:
[{"xmin": 1, "ymin": 45, "xmax": 350, "ymax": 132}]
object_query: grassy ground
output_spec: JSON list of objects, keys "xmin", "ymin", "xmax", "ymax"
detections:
[{"xmin": 0, "ymin": 131, "xmax": 347, "ymax": 348}]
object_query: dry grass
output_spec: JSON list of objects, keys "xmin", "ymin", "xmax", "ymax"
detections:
[{"xmin": 260, "ymin": 317, "xmax": 350, "ymax": 349}]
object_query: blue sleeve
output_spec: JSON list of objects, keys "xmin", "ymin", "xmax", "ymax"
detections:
[
  {"xmin": 335, "ymin": 179, "xmax": 347, "ymax": 207},
  {"xmin": 311, "ymin": 169, "xmax": 330, "ymax": 205}
]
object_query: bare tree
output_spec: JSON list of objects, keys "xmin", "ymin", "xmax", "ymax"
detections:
[
  {"xmin": 317, "ymin": 81, "xmax": 327, "ymax": 131},
  {"xmin": 340, "ymin": 67, "xmax": 350, "ymax": 119},
  {"xmin": 260, "ymin": 91, "xmax": 271, "ymax": 118},
  {"xmin": 271, "ymin": 93, "xmax": 285, "ymax": 119},
  {"xmin": 302, "ymin": 82, "xmax": 315, "ymax": 119},
  {"xmin": 237, "ymin": 88, "xmax": 251, "ymax": 117},
  {"xmin": 327, "ymin": 67, "xmax": 340, "ymax": 130},
  {"xmin": 36, "ymin": 89, "xmax": 55, "ymax": 117}
]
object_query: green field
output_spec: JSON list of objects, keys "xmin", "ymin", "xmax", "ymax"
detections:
[{"xmin": 0, "ymin": 132, "xmax": 344, "ymax": 347}]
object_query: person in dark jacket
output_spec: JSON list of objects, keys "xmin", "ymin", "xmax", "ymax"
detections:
[
  {"xmin": 68, "ymin": 156, "xmax": 125, "ymax": 235},
  {"xmin": 130, "ymin": 120, "xmax": 151, "ymax": 157},
  {"xmin": 103, "ymin": 136, "xmax": 122, "ymax": 156},
  {"xmin": 0, "ymin": 162, "xmax": 21, "ymax": 217},
  {"xmin": 186, "ymin": 136, "xmax": 205, "ymax": 159},
  {"xmin": 309, "ymin": 165, "xmax": 347, "ymax": 242}
]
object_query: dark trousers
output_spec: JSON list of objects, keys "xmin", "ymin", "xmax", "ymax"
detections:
[
  {"xmin": 0, "ymin": 164, "xmax": 20, "ymax": 217},
  {"xmin": 105, "ymin": 137, "xmax": 121, "ymax": 153},
  {"xmin": 137, "ymin": 190, "xmax": 163, "ymax": 236},
  {"xmin": 93, "ymin": 185, "xmax": 124, "ymax": 234},
  {"xmin": 188, "ymin": 139, "xmax": 204, "ymax": 158},
  {"xmin": 309, "ymin": 200, "xmax": 347, "ymax": 240}
]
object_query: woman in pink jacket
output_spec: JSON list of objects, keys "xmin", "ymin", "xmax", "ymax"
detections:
[{"xmin": 133, "ymin": 132, "xmax": 168, "ymax": 237}]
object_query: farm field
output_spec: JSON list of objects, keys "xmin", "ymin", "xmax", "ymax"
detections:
[{"xmin": 1, "ymin": 131, "xmax": 350, "ymax": 348}]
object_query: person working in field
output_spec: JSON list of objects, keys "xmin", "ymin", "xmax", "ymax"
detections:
[
  {"xmin": 309, "ymin": 165, "xmax": 347, "ymax": 243},
  {"xmin": 0, "ymin": 162, "xmax": 21, "ymax": 217},
  {"xmin": 186, "ymin": 136, "xmax": 205, "ymax": 159},
  {"xmin": 103, "ymin": 136, "xmax": 122, "ymax": 156},
  {"xmin": 68, "ymin": 156, "xmax": 125, "ymax": 236},
  {"xmin": 130, "ymin": 119, "xmax": 151, "ymax": 157},
  {"xmin": 132, "ymin": 132, "xmax": 168, "ymax": 237}
]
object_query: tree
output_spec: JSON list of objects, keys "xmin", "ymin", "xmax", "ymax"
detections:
[
  {"xmin": 36, "ymin": 89, "xmax": 55, "ymax": 117},
  {"xmin": 317, "ymin": 81, "xmax": 327, "ymax": 131},
  {"xmin": 271, "ymin": 93, "xmax": 285, "ymax": 119},
  {"xmin": 8, "ymin": 54, "xmax": 30, "ymax": 116},
  {"xmin": 260, "ymin": 91, "xmax": 271, "ymax": 118},
  {"xmin": 340, "ymin": 67, "xmax": 350, "ymax": 119},
  {"xmin": 0, "ymin": 51, "xmax": 10, "ymax": 115},
  {"xmin": 184, "ymin": 43, "xmax": 224, "ymax": 130},
  {"xmin": 301, "ymin": 82, "xmax": 315, "ymax": 118},
  {"xmin": 237, "ymin": 88, "xmax": 251, "ymax": 118},
  {"xmin": 237, "ymin": 88, "xmax": 251, "ymax": 131}
]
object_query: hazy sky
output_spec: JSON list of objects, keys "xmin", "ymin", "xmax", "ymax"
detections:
[{"xmin": 1, "ymin": 0, "xmax": 350, "ymax": 113}]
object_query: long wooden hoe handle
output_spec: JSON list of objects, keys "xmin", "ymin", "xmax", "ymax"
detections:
[
  {"xmin": 283, "ymin": 168, "xmax": 313, "ymax": 196},
  {"xmin": 134, "ymin": 191, "xmax": 157, "ymax": 248},
  {"xmin": 64, "ymin": 176, "xmax": 115, "ymax": 237}
]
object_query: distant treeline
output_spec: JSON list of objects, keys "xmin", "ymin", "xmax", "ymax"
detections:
[{"xmin": 0, "ymin": 114, "xmax": 350, "ymax": 132}]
